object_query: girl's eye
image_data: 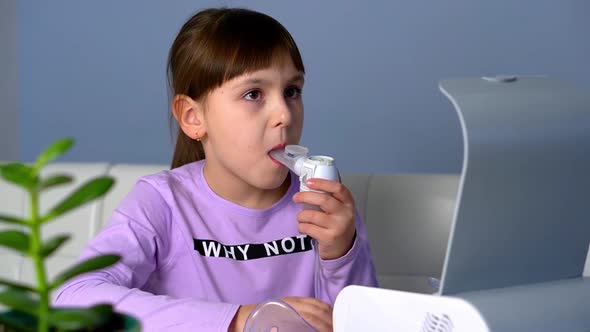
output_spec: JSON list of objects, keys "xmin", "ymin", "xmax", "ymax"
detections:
[
  {"xmin": 244, "ymin": 90, "xmax": 262, "ymax": 101},
  {"xmin": 285, "ymin": 87, "xmax": 302, "ymax": 99}
]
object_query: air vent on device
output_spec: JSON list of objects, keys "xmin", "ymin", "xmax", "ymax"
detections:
[{"xmin": 421, "ymin": 312, "xmax": 454, "ymax": 332}]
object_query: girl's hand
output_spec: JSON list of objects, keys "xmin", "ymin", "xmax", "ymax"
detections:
[
  {"xmin": 293, "ymin": 178, "xmax": 357, "ymax": 260},
  {"xmin": 281, "ymin": 297, "xmax": 333, "ymax": 332},
  {"xmin": 229, "ymin": 297, "xmax": 333, "ymax": 332}
]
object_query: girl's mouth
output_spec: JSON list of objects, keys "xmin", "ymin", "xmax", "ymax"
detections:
[
  {"xmin": 269, "ymin": 156, "xmax": 283, "ymax": 166},
  {"xmin": 268, "ymin": 144, "xmax": 286, "ymax": 166}
]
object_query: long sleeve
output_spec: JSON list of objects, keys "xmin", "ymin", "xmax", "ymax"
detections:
[
  {"xmin": 53, "ymin": 163, "xmax": 379, "ymax": 330},
  {"xmin": 52, "ymin": 180, "xmax": 239, "ymax": 332},
  {"xmin": 317, "ymin": 211, "xmax": 378, "ymax": 304}
]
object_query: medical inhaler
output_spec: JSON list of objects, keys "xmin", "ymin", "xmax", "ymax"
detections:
[
  {"xmin": 242, "ymin": 145, "xmax": 340, "ymax": 332},
  {"xmin": 269, "ymin": 145, "xmax": 340, "ymax": 198}
]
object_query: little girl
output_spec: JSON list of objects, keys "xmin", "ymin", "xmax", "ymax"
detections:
[{"xmin": 54, "ymin": 7, "xmax": 377, "ymax": 332}]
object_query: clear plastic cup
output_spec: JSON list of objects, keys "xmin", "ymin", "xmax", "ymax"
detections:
[{"xmin": 242, "ymin": 299, "xmax": 318, "ymax": 332}]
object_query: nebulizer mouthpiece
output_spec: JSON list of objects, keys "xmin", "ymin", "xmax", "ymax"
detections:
[
  {"xmin": 269, "ymin": 145, "xmax": 309, "ymax": 176},
  {"xmin": 269, "ymin": 145, "xmax": 340, "ymax": 190}
]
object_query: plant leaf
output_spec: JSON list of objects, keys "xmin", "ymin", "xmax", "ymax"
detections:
[
  {"xmin": 0, "ymin": 278, "xmax": 35, "ymax": 292},
  {"xmin": 39, "ymin": 174, "xmax": 73, "ymax": 191},
  {"xmin": 48, "ymin": 307, "xmax": 103, "ymax": 331},
  {"xmin": 88, "ymin": 304, "xmax": 141, "ymax": 332},
  {"xmin": 42, "ymin": 177, "xmax": 115, "ymax": 223},
  {"xmin": 0, "ymin": 230, "xmax": 30, "ymax": 254},
  {"xmin": 0, "ymin": 310, "xmax": 37, "ymax": 332},
  {"xmin": 51, "ymin": 255, "xmax": 120, "ymax": 289},
  {"xmin": 0, "ymin": 214, "xmax": 26, "ymax": 225},
  {"xmin": 0, "ymin": 289, "xmax": 38, "ymax": 316},
  {"xmin": 47, "ymin": 304, "xmax": 140, "ymax": 331},
  {"xmin": 88, "ymin": 303, "xmax": 114, "ymax": 320},
  {"xmin": 40, "ymin": 234, "xmax": 70, "ymax": 257},
  {"xmin": 32, "ymin": 137, "xmax": 74, "ymax": 173},
  {"xmin": 0, "ymin": 163, "xmax": 38, "ymax": 190},
  {"xmin": 113, "ymin": 311, "xmax": 142, "ymax": 332}
]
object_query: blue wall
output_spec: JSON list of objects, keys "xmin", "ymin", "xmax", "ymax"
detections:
[
  {"xmin": 18, "ymin": 0, "xmax": 590, "ymax": 172},
  {"xmin": 0, "ymin": 0, "xmax": 19, "ymax": 161}
]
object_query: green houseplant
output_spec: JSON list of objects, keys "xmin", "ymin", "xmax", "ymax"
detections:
[{"xmin": 0, "ymin": 138, "xmax": 140, "ymax": 331}]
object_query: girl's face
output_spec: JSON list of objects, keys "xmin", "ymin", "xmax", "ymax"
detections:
[{"xmin": 201, "ymin": 56, "xmax": 304, "ymax": 192}]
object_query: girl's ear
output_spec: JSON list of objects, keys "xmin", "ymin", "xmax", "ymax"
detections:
[{"xmin": 172, "ymin": 95, "xmax": 206, "ymax": 140}]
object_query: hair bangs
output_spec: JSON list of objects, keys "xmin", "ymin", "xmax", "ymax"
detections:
[{"xmin": 211, "ymin": 9, "xmax": 305, "ymax": 88}]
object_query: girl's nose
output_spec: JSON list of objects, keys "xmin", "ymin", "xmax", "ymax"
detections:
[{"xmin": 271, "ymin": 97, "xmax": 292, "ymax": 128}]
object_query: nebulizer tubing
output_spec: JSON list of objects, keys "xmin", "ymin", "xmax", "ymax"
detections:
[{"xmin": 269, "ymin": 145, "xmax": 341, "ymax": 300}]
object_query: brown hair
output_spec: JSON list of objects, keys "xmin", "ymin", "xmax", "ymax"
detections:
[{"xmin": 167, "ymin": 7, "xmax": 305, "ymax": 169}]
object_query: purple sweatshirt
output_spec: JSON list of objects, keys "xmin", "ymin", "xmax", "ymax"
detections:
[{"xmin": 53, "ymin": 160, "xmax": 377, "ymax": 331}]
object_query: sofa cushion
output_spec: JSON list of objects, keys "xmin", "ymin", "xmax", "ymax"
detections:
[{"xmin": 366, "ymin": 174, "xmax": 460, "ymax": 291}]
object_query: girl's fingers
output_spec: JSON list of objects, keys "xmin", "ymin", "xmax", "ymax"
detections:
[
  {"xmin": 282, "ymin": 297, "xmax": 333, "ymax": 332},
  {"xmin": 297, "ymin": 222, "xmax": 332, "ymax": 241},
  {"xmin": 305, "ymin": 178, "xmax": 354, "ymax": 205},
  {"xmin": 293, "ymin": 191, "xmax": 342, "ymax": 214},
  {"xmin": 297, "ymin": 209, "xmax": 331, "ymax": 229}
]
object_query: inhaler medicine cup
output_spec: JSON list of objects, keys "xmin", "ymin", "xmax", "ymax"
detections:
[{"xmin": 242, "ymin": 299, "xmax": 318, "ymax": 332}]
